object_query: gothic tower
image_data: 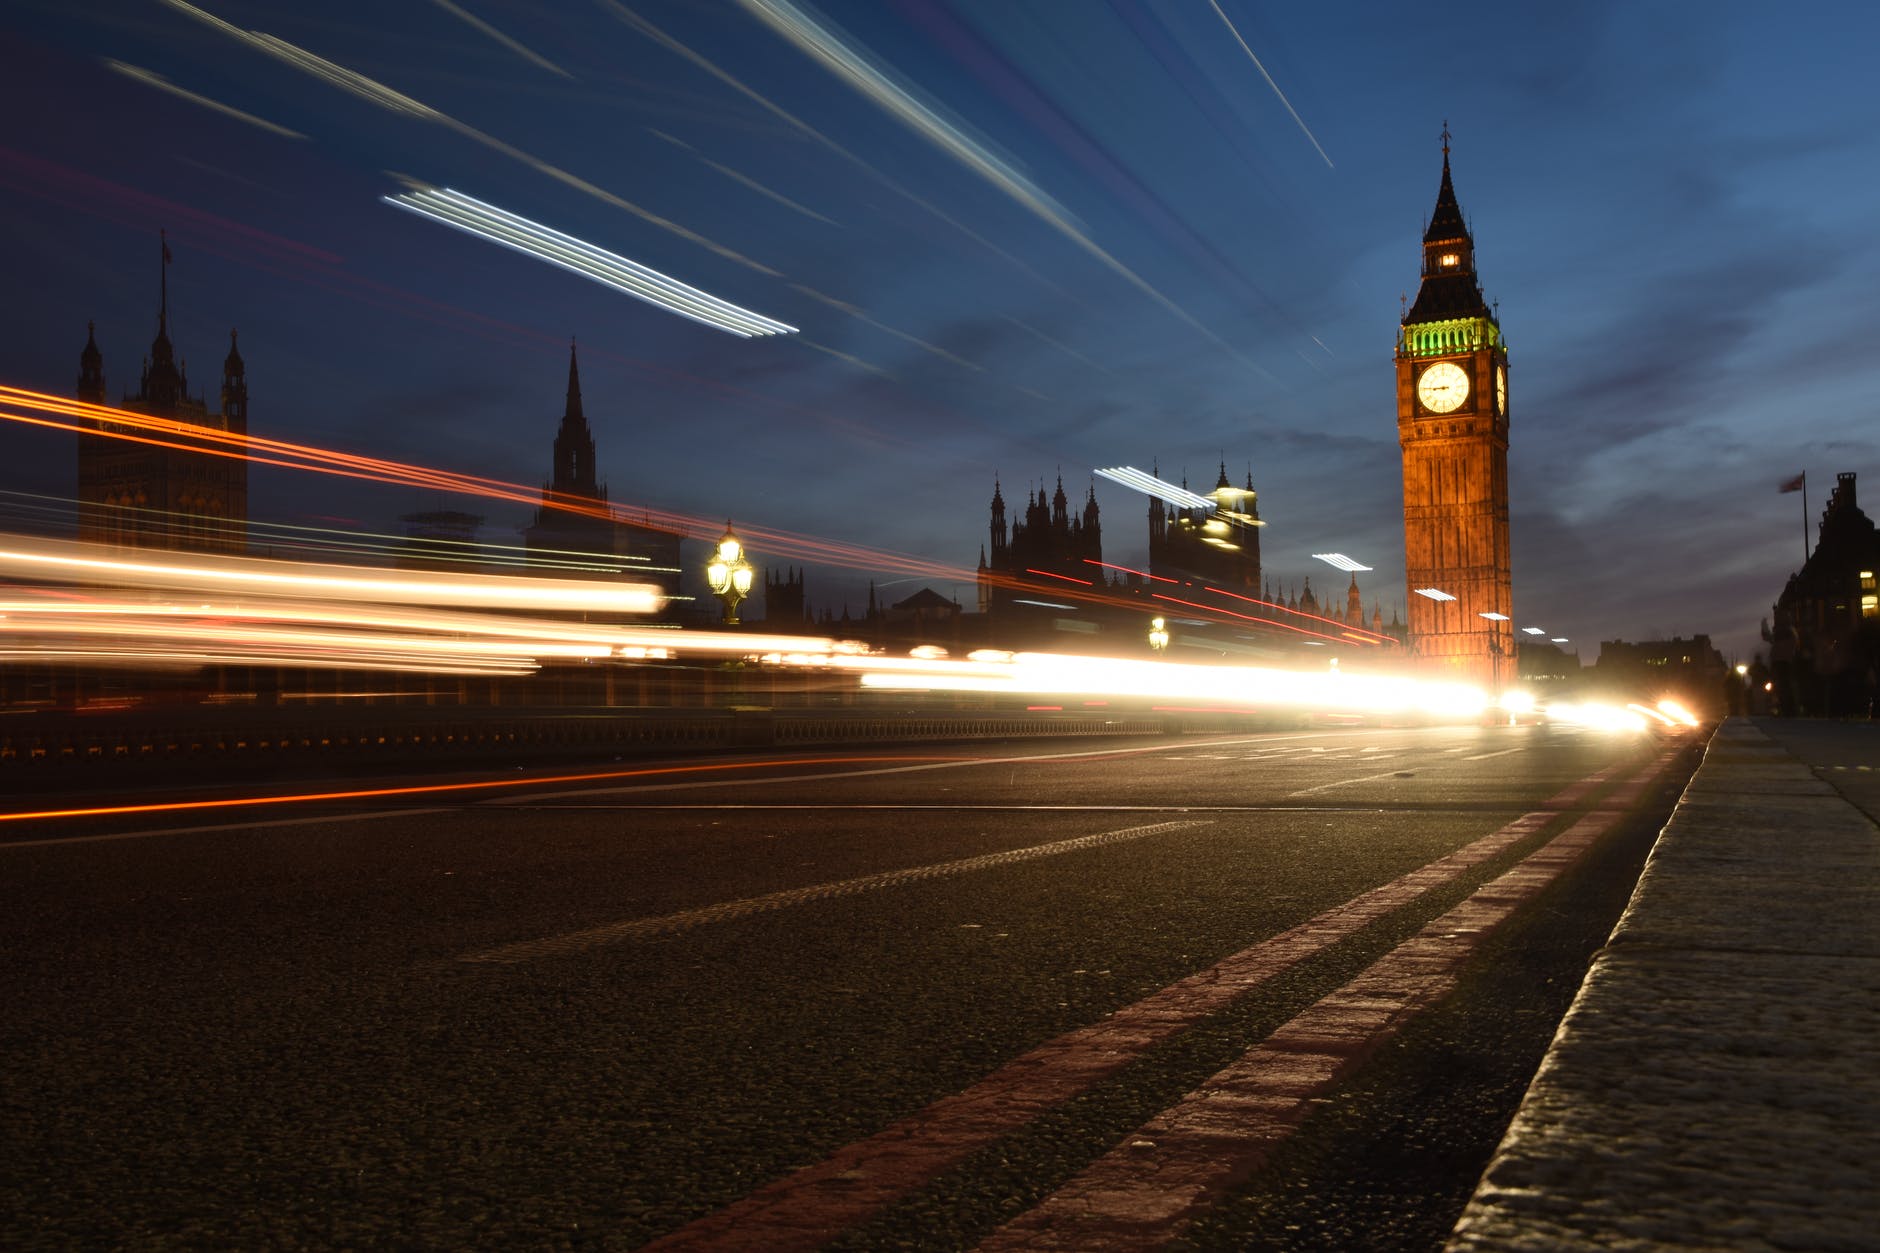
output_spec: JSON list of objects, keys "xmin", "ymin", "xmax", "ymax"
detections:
[
  {"xmin": 1395, "ymin": 129, "xmax": 1513, "ymax": 689},
  {"xmin": 550, "ymin": 338, "xmax": 599, "ymax": 499},
  {"xmin": 526, "ymin": 339, "xmax": 617, "ymax": 569},
  {"xmin": 76, "ymin": 235, "xmax": 247, "ymax": 554}
]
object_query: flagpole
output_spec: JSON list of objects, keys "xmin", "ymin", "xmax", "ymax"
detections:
[{"xmin": 1802, "ymin": 471, "xmax": 1810, "ymax": 563}]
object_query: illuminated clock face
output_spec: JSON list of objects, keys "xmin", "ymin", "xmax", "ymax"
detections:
[
  {"xmin": 1496, "ymin": 364, "xmax": 1507, "ymax": 414},
  {"xmin": 1417, "ymin": 361, "xmax": 1469, "ymax": 413}
]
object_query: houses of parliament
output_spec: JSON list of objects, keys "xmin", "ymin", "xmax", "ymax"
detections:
[
  {"xmin": 974, "ymin": 467, "xmax": 1388, "ymax": 639},
  {"xmin": 71, "ymin": 132, "xmax": 1513, "ymax": 683}
]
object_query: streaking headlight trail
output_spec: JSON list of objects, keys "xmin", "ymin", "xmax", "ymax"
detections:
[
  {"xmin": 1095, "ymin": 466, "xmax": 1217, "ymax": 511},
  {"xmin": 0, "ymin": 535, "xmax": 663, "ymax": 615},
  {"xmin": 856, "ymin": 652, "xmax": 1491, "ymax": 721},
  {"xmin": 383, "ymin": 187, "xmax": 798, "ymax": 339}
]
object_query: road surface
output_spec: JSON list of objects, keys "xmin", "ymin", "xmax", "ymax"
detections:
[{"xmin": 0, "ymin": 720, "xmax": 1699, "ymax": 1249}]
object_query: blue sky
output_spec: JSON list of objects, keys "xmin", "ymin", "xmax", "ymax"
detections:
[{"xmin": 3, "ymin": 0, "xmax": 1877, "ymax": 662}]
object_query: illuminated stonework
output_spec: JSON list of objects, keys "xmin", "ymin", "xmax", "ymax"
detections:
[
  {"xmin": 1395, "ymin": 135, "xmax": 1515, "ymax": 690},
  {"xmin": 76, "ymin": 237, "xmax": 248, "ymax": 555}
]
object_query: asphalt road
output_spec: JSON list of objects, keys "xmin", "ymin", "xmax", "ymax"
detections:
[{"xmin": 0, "ymin": 721, "xmax": 1701, "ymax": 1250}]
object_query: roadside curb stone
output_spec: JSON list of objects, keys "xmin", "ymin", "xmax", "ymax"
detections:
[{"xmin": 1447, "ymin": 718, "xmax": 1880, "ymax": 1252}]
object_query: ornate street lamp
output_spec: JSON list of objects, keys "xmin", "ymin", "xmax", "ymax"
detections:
[
  {"xmin": 706, "ymin": 522, "xmax": 754, "ymax": 625},
  {"xmin": 1147, "ymin": 615, "xmax": 1169, "ymax": 652}
]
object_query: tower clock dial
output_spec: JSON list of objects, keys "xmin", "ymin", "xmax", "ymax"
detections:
[{"xmin": 1417, "ymin": 361, "xmax": 1469, "ymax": 414}]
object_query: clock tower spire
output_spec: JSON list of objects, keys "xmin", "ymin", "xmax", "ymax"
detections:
[{"xmin": 1395, "ymin": 129, "xmax": 1514, "ymax": 691}]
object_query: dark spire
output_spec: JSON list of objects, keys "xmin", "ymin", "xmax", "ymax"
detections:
[
  {"xmin": 141, "ymin": 232, "xmax": 182, "ymax": 411},
  {"xmin": 1406, "ymin": 127, "xmax": 1490, "ymax": 325},
  {"xmin": 1216, "ymin": 460, "xmax": 1231, "ymax": 491},
  {"xmin": 78, "ymin": 321, "xmax": 104, "ymax": 403},
  {"xmin": 158, "ymin": 229, "xmax": 170, "ymax": 338},
  {"xmin": 548, "ymin": 340, "xmax": 600, "ymax": 499},
  {"xmin": 989, "ymin": 475, "xmax": 1007, "ymax": 557},
  {"xmin": 221, "ymin": 329, "xmax": 248, "ymax": 434},
  {"xmin": 564, "ymin": 336, "xmax": 583, "ymax": 421},
  {"xmin": 1425, "ymin": 122, "xmax": 1464, "ymax": 244}
]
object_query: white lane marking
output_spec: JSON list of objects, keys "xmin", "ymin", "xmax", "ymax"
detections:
[
  {"xmin": 976, "ymin": 807, "xmax": 1629, "ymax": 1251},
  {"xmin": 0, "ymin": 808, "xmax": 453, "ymax": 851},
  {"xmin": 488, "ymin": 732, "xmax": 1351, "ymax": 805},
  {"xmin": 459, "ymin": 818, "xmax": 1213, "ymax": 964},
  {"xmin": 1289, "ymin": 767, "xmax": 1421, "ymax": 797},
  {"xmin": 1464, "ymin": 746, "xmax": 1527, "ymax": 761}
]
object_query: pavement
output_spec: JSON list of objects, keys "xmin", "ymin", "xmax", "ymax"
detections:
[{"xmin": 1447, "ymin": 717, "xmax": 1880, "ymax": 1252}]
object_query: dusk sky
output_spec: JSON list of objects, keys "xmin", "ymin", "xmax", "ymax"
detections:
[{"xmin": 4, "ymin": 0, "xmax": 1878, "ymax": 664}]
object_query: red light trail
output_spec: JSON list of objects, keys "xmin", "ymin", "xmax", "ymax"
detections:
[{"xmin": 0, "ymin": 754, "xmax": 962, "ymax": 825}]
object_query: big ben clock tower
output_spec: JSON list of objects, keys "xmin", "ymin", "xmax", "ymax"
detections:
[{"xmin": 1396, "ymin": 128, "xmax": 1514, "ymax": 691}]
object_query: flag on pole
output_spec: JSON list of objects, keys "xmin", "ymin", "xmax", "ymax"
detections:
[
  {"xmin": 1779, "ymin": 472, "xmax": 1805, "ymax": 493},
  {"xmin": 161, "ymin": 231, "xmax": 172, "ymax": 264}
]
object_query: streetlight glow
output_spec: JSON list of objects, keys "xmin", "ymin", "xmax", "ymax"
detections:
[{"xmin": 705, "ymin": 522, "xmax": 754, "ymax": 624}]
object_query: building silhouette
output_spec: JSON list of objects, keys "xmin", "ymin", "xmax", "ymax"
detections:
[
  {"xmin": 76, "ymin": 236, "xmax": 248, "ymax": 553},
  {"xmin": 1149, "ymin": 463, "xmax": 1262, "ymax": 593},
  {"xmin": 1396, "ymin": 129, "xmax": 1514, "ymax": 689},
  {"xmin": 764, "ymin": 566, "xmax": 808, "ymax": 626},
  {"xmin": 396, "ymin": 510, "xmax": 486, "ymax": 572},
  {"xmin": 1768, "ymin": 472, "xmax": 1879, "ymax": 716},
  {"xmin": 977, "ymin": 474, "xmax": 1103, "ymax": 613},
  {"xmin": 522, "ymin": 341, "xmax": 684, "ymax": 605},
  {"xmin": 1592, "ymin": 636, "xmax": 1728, "ymax": 719}
]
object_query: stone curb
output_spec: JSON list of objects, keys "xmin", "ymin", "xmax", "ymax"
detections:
[{"xmin": 1446, "ymin": 718, "xmax": 1880, "ymax": 1251}]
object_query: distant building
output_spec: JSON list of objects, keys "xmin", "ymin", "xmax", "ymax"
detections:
[
  {"xmin": 764, "ymin": 566, "xmax": 808, "ymax": 626},
  {"xmin": 977, "ymin": 474, "xmax": 1103, "ymax": 614},
  {"xmin": 1768, "ymin": 471, "xmax": 1879, "ymax": 716},
  {"xmin": 885, "ymin": 587, "xmax": 962, "ymax": 645},
  {"xmin": 1149, "ymin": 463, "xmax": 1262, "ymax": 594},
  {"xmin": 1395, "ymin": 130, "xmax": 1514, "ymax": 690},
  {"xmin": 522, "ymin": 341, "xmax": 684, "ymax": 607},
  {"xmin": 76, "ymin": 237, "xmax": 248, "ymax": 553},
  {"xmin": 396, "ymin": 510, "xmax": 485, "ymax": 572},
  {"xmin": 1592, "ymin": 636, "xmax": 1728, "ymax": 718},
  {"xmin": 968, "ymin": 459, "xmax": 1395, "ymax": 655}
]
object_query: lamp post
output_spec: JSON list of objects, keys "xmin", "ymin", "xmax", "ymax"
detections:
[{"xmin": 706, "ymin": 522, "xmax": 753, "ymax": 625}]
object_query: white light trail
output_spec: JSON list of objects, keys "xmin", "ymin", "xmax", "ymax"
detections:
[
  {"xmin": 1095, "ymin": 466, "xmax": 1217, "ymax": 511},
  {"xmin": 428, "ymin": 0, "xmax": 573, "ymax": 79},
  {"xmin": 1478, "ymin": 611, "xmax": 1510, "ymax": 621},
  {"xmin": 1521, "ymin": 626, "xmax": 1547, "ymax": 636},
  {"xmin": 736, "ymin": 0, "xmax": 1074, "ymax": 230},
  {"xmin": 1312, "ymin": 553, "xmax": 1372, "ymax": 572},
  {"xmin": 731, "ymin": 0, "xmax": 1270, "ymax": 379},
  {"xmin": 1207, "ymin": 0, "xmax": 1335, "ymax": 169},
  {"xmin": 384, "ymin": 187, "xmax": 797, "ymax": 338},
  {"xmin": 855, "ymin": 651, "xmax": 1490, "ymax": 721},
  {"xmin": 104, "ymin": 61, "xmax": 306, "ymax": 139},
  {"xmin": 0, "ymin": 535, "xmax": 663, "ymax": 615},
  {"xmin": 1413, "ymin": 588, "xmax": 1456, "ymax": 602},
  {"xmin": 248, "ymin": 31, "xmax": 438, "ymax": 118}
]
